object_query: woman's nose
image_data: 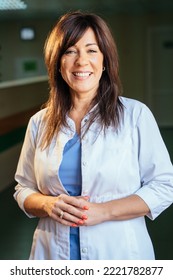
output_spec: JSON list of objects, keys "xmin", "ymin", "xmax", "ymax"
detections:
[{"xmin": 75, "ymin": 52, "xmax": 88, "ymax": 66}]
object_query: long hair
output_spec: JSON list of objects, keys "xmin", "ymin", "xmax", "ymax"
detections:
[{"xmin": 42, "ymin": 11, "xmax": 123, "ymax": 148}]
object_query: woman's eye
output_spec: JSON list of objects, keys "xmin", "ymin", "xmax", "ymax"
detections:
[
  {"xmin": 64, "ymin": 49, "xmax": 76, "ymax": 55},
  {"xmin": 88, "ymin": 49, "xmax": 97, "ymax": 53}
]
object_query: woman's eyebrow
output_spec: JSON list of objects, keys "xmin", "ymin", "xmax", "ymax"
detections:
[
  {"xmin": 73, "ymin": 43, "xmax": 98, "ymax": 47},
  {"xmin": 85, "ymin": 43, "xmax": 98, "ymax": 47}
]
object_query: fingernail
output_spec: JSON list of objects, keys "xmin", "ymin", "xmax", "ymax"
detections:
[
  {"xmin": 83, "ymin": 206, "xmax": 89, "ymax": 210},
  {"xmin": 78, "ymin": 220, "xmax": 84, "ymax": 225},
  {"xmin": 71, "ymin": 223, "xmax": 78, "ymax": 227},
  {"xmin": 82, "ymin": 214, "xmax": 88, "ymax": 220}
]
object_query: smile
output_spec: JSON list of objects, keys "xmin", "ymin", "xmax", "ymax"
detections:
[{"xmin": 73, "ymin": 72, "xmax": 92, "ymax": 77}]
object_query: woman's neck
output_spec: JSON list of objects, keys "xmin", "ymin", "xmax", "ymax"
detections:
[{"xmin": 69, "ymin": 97, "xmax": 93, "ymax": 134}]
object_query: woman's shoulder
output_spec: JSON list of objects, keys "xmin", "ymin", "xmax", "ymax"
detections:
[
  {"xmin": 120, "ymin": 96, "xmax": 151, "ymax": 115},
  {"xmin": 30, "ymin": 108, "xmax": 47, "ymax": 122},
  {"xmin": 26, "ymin": 108, "xmax": 48, "ymax": 141},
  {"xmin": 120, "ymin": 96, "xmax": 147, "ymax": 109},
  {"xmin": 119, "ymin": 96, "xmax": 154, "ymax": 124},
  {"xmin": 28, "ymin": 108, "xmax": 47, "ymax": 132}
]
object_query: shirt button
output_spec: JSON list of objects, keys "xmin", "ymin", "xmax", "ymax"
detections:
[
  {"xmin": 82, "ymin": 247, "xmax": 88, "ymax": 254},
  {"xmin": 82, "ymin": 161, "xmax": 87, "ymax": 166}
]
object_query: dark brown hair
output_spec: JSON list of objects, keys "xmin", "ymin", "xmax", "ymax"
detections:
[{"xmin": 42, "ymin": 11, "xmax": 123, "ymax": 148}]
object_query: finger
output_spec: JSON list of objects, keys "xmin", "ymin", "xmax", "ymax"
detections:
[
  {"xmin": 52, "ymin": 213, "xmax": 76, "ymax": 226},
  {"xmin": 51, "ymin": 210, "xmax": 85, "ymax": 227},
  {"xmin": 57, "ymin": 194, "xmax": 89, "ymax": 211},
  {"xmin": 53, "ymin": 203, "xmax": 88, "ymax": 221},
  {"xmin": 76, "ymin": 195, "xmax": 90, "ymax": 201},
  {"xmin": 62, "ymin": 211, "xmax": 87, "ymax": 225}
]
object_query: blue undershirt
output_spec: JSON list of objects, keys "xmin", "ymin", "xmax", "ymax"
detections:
[{"xmin": 59, "ymin": 133, "xmax": 82, "ymax": 260}]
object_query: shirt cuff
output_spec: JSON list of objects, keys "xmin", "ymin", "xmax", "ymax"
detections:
[
  {"xmin": 135, "ymin": 182, "xmax": 173, "ymax": 220},
  {"xmin": 14, "ymin": 184, "xmax": 39, "ymax": 218}
]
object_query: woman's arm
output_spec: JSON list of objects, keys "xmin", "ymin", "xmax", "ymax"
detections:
[
  {"xmin": 23, "ymin": 191, "xmax": 150, "ymax": 228},
  {"xmin": 23, "ymin": 193, "xmax": 149, "ymax": 227},
  {"xmin": 24, "ymin": 192, "xmax": 90, "ymax": 226},
  {"xmin": 104, "ymin": 194, "xmax": 150, "ymax": 220},
  {"xmin": 80, "ymin": 194, "xmax": 150, "ymax": 226}
]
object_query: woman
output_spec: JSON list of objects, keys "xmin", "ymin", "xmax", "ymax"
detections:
[{"xmin": 14, "ymin": 11, "xmax": 173, "ymax": 260}]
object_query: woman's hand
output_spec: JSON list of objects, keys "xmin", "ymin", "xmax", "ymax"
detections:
[
  {"xmin": 45, "ymin": 194, "xmax": 89, "ymax": 227},
  {"xmin": 48, "ymin": 196, "xmax": 111, "ymax": 227},
  {"xmin": 74, "ymin": 201, "xmax": 109, "ymax": 226},
  {"xmin": 79, "ymin": 194, "xmax": 150, "ymax": 226}
]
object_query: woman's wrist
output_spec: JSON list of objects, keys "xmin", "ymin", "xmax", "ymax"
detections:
[{"xmin": 24, "ymin": 193, "xmax": 52, "ymax": 218}]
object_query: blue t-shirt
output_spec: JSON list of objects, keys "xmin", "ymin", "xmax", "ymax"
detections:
[{"xmin": 59, "ymin": 133, "xmax": 81, "ymax": 260}]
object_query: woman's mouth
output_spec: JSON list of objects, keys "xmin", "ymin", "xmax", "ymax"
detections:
[{"xmin": 73, "ymin": 72, "xmax": 92, "ymax": 77}]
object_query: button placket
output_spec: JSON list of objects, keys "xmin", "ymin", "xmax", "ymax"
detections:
[
  {"xmin": 81, "ymin": 247, "xmax": 88, "ymax": 254},
  {"xmin": 81, "ymin": 138, "xmax": 88, "ymax": 196},
  {"xmin": 79, "ymin": 225, "xmax": 89, "ymax": 260}
]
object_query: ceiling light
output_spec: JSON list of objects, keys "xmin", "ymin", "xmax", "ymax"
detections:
[{"xmin": 0, "ymin": 0, "xmax": 27, "ymax": 10}]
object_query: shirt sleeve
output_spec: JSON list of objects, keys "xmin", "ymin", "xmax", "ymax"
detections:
[
  {"xmin": 14, "ymin": 117, "xmax": 40, "ymax": 218},
  {"xmin": 135, "ymin": 104, "xmax": 173, "ymax": 220}
]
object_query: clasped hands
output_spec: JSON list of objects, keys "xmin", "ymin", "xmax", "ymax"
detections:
[{"xmin": 45, "ymin": 193, "xmax": 107, "ymax": 227}]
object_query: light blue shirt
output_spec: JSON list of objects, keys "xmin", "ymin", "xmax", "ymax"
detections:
[
  {"xmin": 14, "ymin": 97, "xmax": 173, "ymax": 260},
  {"xmin": 59, "ymin": 133, "xmax": 81, "ymax": 260}
]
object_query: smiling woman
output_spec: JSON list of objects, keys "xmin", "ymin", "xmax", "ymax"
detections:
[
  {"xmin": 14, "ymin": 11, "xmax": 173, "ymax": 260},
  {"xmin": 60, "ymin": 28, "xmax": 104, "ymax": 102},
  {"xmin": 59, "ymin": 28, "xmax": 104, "ymax": 134},
  {"xmin": 42, "ymin": 10, "xmax": 123, "ymax": 147}
]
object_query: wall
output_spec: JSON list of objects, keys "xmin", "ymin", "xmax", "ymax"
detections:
[
  {"xmin": 0, "ymin": 76, "xmax": 48, "ymax": 192},
  {"xmin": 0, "ymin": 18, "xmax": 53, "ymax": 192},
  {"xmin": 0, "ymin": 18, "xmax": 54, "ymax": 81},
  {"xmin": 1, "ymin": 13, "xmax": 173, "ymax": 98},
  {"xmin": 107, "ymin": 12, "xmax": 173, "ymax": 103}
]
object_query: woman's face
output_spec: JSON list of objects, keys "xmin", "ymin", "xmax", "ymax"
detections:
[{"xmin": 60, "ymin": 28, "xmax": 104, "ymax": 99}]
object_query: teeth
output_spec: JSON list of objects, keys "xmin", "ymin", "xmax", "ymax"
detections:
[{"xmin": 74, "ymin": 72, "xmax": 90, "ymax": 77}]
